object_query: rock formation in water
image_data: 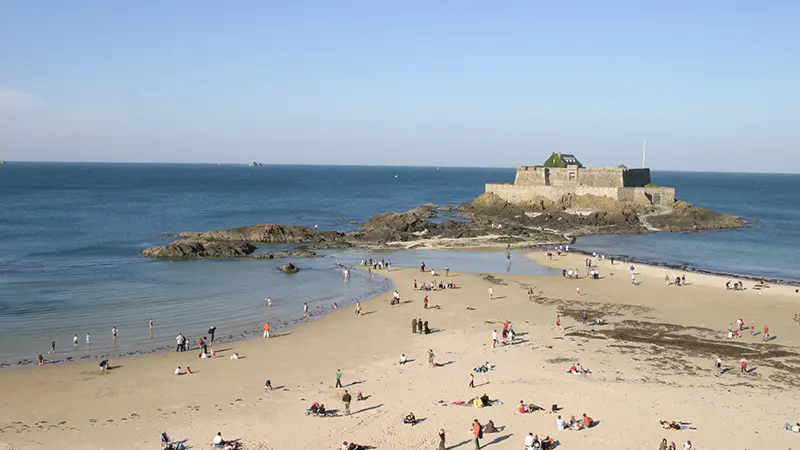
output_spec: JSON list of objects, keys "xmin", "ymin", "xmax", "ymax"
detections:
[
  {"xmin": 142, "ymin": 240, "xmax": 256, "ymax": 259},
  {"xmin": 278, "ymin": 262, "xmax": 299, "ymax": 273},
  {"xmin": 143, "ymin": 193, "xmax": 744, "ymax": 258}
]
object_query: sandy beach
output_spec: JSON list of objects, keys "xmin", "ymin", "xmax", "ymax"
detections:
[{"xmin": 2, "ymin": 254, "xmax": 800, "ymax": 450}]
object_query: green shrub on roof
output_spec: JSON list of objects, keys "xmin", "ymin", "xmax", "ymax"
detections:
[{"xmin": 542, "ymin": 152, "xmax": 566, "ymax": 168}]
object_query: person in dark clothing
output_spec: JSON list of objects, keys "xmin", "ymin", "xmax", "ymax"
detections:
[
  {"xmin": 423, "ymin": 321, "xmax": 430, "ymax": 334},
  {"xmin": 342, "ymin": 390, "xmax": 352, "ymax": 415},
  {"xmin": 438, "ymin": 429, "xmax": 446, "ymax": 450},
  {"xmin": 412, "ymin": 318, "xmax": 418, "ymax": 334},
  {"xmin": 417, "ymin": 318, "xmax": 423, "ymax": 334},
  {"xmin": 208, "ymin": 326, "xmax": 217, "ymax": 344}
]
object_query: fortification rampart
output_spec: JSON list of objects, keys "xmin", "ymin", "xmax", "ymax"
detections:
[
  {"xmin": 485, "ymin": 183, "xmax": 675, "ymax": 206},
  {"xmin": 514, "ymin": 166, "xmax": 651, "ymax": 188}
]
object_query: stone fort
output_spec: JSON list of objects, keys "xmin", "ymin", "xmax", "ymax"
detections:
[{"xmin": 485, "ymin": 153, "xmax": 676, "ymax": 206}]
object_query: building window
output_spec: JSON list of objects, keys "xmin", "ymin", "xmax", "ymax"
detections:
[{"xmin": 568, "ymin": 172, "xmax": 576, "ymax": 181}]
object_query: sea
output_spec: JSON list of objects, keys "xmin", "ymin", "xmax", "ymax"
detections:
[{"xmin": 0, "ymin": 164, "xmax": 798, "ymax": 366}]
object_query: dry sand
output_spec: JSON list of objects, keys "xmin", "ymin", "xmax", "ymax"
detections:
[{"xmin": 2, "ymin": 255, "xmax": 800, "ymax": 450}]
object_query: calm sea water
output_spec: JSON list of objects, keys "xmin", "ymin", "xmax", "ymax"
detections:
[{"xmin": 0, "ymin": 164, "xmax": 797, "ymax": 365}]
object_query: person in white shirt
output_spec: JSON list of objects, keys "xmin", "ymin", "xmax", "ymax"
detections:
[
  {"xmin": 213, "ymin": 432, "xmax": 224, "ymax": 446},
  {"xmin": 524, "ymin": 433, "xmax": 536, "ymax": 449},
  {"xmin": 398, "ymin": 354, "xmax": 407, "ymax": 365},
  {"xmin": 683, "ymin": 441, "xmax": 692, "ymax": 450},
  {"xmin": 556, "ymin": 415, "xmax": 566, "ymax": 430},
  {"xmin": 174, "ymin": 366, "xmax": 182, "ymax": 375}
]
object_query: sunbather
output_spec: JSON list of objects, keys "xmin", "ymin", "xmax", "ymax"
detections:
[{"xmin": 403, "ymin": 412, "xmax": 416, "ymax": 425}]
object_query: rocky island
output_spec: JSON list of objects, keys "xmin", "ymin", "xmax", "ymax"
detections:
[{"xmin": 143, "ymin": 154, "xmax": 743, "ymax": 259}]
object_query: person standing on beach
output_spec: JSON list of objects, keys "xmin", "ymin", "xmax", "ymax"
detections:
[
  {"xmin": 263, "ymin": 322, "xmax": 271, "ymax": 339},
  {"xmin": 335, "ymin": 369, "xmax": 343, "ymax": 388},
  {"xmin": 714, "ymin": 356, "xmax": 722, "ymax": 375},
  {"xmin": 355, "ymin": 301, "xmax": 361, "ymax": 316},
  {"xmin": 582, "ymin": 312, "xmax": 588, "ymax": 327},
  {"xmin": 428, "ymin": 349, "xmax": 435, "ymax": 367},
  {"xmin": 491, "ymin": 330, "xmax": 497, "ymax": 348},
  {"xmin": 750, "ymin": 323, "xmax": 756, "ymax": 336},
  {"xmin": 176, "ymin": 334, "xmax": 183, "ymax": 351},
  {"xmin": 488, "ymin": 287, "xmax": 493, "ymax": 300},
  {"xmin": 423, "ymin": 296, "xmax": 428, "ymax": 309},
  {"xmin": 303, "ymin": 303, "xmax": 309, "ymax": 320},
  {"xmin": 445, "ymin": 266, "xmax": 450, "ymax": 277},
  {"xmin": 73, "ymin": 334, "xmax": 79, "ymax": 348},
  {"xmin": 438, "ymin": 429, "xmax": 446, "ymax": 450},
  {"xmin": 556, "ymin": 314, "xmax": 563, "ymax": 332},
  {"xmin": 740, "ymin": 357, "xmax": 747, "ymax": 373},
  {"xmin": 412, "ymin": 318, "xmax": 418, "ymax": 334},
  {"xmin": 342, "ymin": 389, "xmax": 352, "ymax": 415},
  {"xmin": 208, "ymin": 325, "xmax": 217, "ymax": 344},
  {"xmin": 472, "ymin": 419, "xmax": 483, "ymax": 449},
  {"xmin": 469, "ymin": 373, "xmax": 475, "ymax": 388},
  {"xmin": 575, "ymin": 286, "xmax": 580, "ymax": 296},
  {"xmin": 48, "ymin": 341, "xmax": 56, "ymax": 354},
  {"xmin": 763, "ymin": 325, "xmax": 769, "ymax": 342},
  {"xmin": 417, "ymin": 318, "xmax": 423, "ymax": 334}
]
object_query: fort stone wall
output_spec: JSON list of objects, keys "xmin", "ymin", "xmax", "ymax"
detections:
[{"xmin": 485, "ymin": 184, "xmax": 675, "ymax": 206}]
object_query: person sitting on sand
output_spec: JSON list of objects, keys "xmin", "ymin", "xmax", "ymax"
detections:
[
  {"xmin": 230, "ymin": 352, "xmax": 239, "ymax": 360},
  {"xmin": 398, "ymin": 354, "xmax": 408, "ymax": 365},
  {"xmin": 524, "ymin": 433, "xmax": 539, "ymax": 450},
  {"xmin": 519, "ymin": 401, "xmax": 542, "ymax": 413},
  {"xmin": 582, "ymin": 413, "xmax": 594, "ymax": 427},
  {"xmin": 99, "ymin": 359, "xmax": 110, "ymax": 372},
  {"xmin": 659, "ymin": 438, "xmax": 668, "ymax": 450},
  {"xmin": 213, "ymin": 432, "xmax": 225, "ymax": 448},
  {"xmin": 556, "ymin": 415, "xmax": 567, "ymax": 430},
  {"xmin": 185, "ymin": 366, "xmax": 193, "ymax": 374},
  {"xmin": 402, "ymin": 412, "xmax": 416, "ymax": 425},
  {"xmin": 342, "ymin": 442, "xmax": 366, "ymax": 450},
  {"xmin": 174, "ymin": 366, "xmax": 183, "ymax": 375},
  {"xmin": 540, "ymin": 435, "xmax": 554, "ymax": 450},
  {"xmin": 308, "ymin": 402, "xmax": 321, "ymax": 415},
  {"xmin": 483, "ymin": 420, "xmax": 499, "ymax": 433},
  {"xmin": 593, "ymin": 318, "xmax": 607, "ymax": 325}
]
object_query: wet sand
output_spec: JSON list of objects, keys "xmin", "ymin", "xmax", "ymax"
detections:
[{"xmin": 2, "ymin": 259, "xmax": 800, "ymax": 449}]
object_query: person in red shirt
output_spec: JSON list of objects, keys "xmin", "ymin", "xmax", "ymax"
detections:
[
  {"xmin": 472, "ymin": 419, "xmax": 482, "ymax": 449},
  {"xmin": 740, "ymin": 357, "xmax": 747, "ymax": 373},
  {"xmin": 763, "ymin": 325, "xmax": 770, "ymax": 342}
]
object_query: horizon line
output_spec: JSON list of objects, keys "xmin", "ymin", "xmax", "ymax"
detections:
[{"xmin": 0, "ymin": 160, "xmax": 798, "ymax": 176}]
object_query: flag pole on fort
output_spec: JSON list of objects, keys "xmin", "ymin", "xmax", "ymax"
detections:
[{"xmin": 642, "ymin": 140, "xmax": 647, "ymax": 168}]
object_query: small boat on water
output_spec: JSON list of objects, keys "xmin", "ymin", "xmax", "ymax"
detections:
[{"xmin": 249, "ymin": 161, "xmax": 263, "ymax": 167}]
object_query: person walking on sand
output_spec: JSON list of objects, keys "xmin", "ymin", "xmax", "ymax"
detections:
[
  {"xmin": 208, "ymin": 325, "xmax": 217, "ymax": 344},
  {"xmin": 469, "ymin": 373, "xmax": 475, "ymax": 388},
  {"xmin": 488, "ymin": 287, "xmax": 493, "ymax": 300},
  {"xmin": 424, "ymin": 296, "xmax": 428, "ymax": 309},
  {"xmin": 576, "ymin": 286, "xmax": 580, "ymax": 296},
  {"xmin": 714, "ymin": 356, "xmax": 722, "ymax": 375},
  {"xmin": 472, "ymin": 419, "xmax": 483, "ymax": 449},
  {"xmin": 355, "ymin": 301, "xmax": 361, "ymax": 316},
  {"xmin": 412, "ymin": 318, "xmax": 418, "ymax": 334},
  {"xmin": 335, "ymin": 369, "xmax": 343, "ymax": 388},
  {"xmin": 556, "ymin": 314, "xmax": 563, "ymax": 332},
  {"xmin": 438, "ymin": 428, "xmax": 446, "ymax": 450},
  {"xmin": 428, "ymin": 349, "xmax": 435, "ymax": 367},
  {"xmin": 263, "ymin": 322, "xmax": 271, "ymax": 339},
  {"xmin": 342, "ymin": 389, "xmax": 352, "ymax": 415},
  {"xmin": 445, "ymin": 266, "xmax": 450, "ymax": 277},
  {"xmin": 763, "ymin": 325, "xmax": 770, "ymax": 342},
  {"xmin": 491, "ymin": 330, "xmax": 498, "ymax": 348},
  {"xmin": 740, "ymin": 357, "xmax": 747, "ymax": 374},
  {"xmin": 750, "ymin": 322, "xmax": 756, "ymax": 336}
]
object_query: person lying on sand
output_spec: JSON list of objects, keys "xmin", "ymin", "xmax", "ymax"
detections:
[
  {"xmin": 519, "ymin": 401, "xmax": 543, "ymax": 413},
  {"xmin": 402, "ymin": 412, "xmax": 416, "ymax": 425},
  {"xmin": 566, "ymin": 364, "xmax": 590, "ymax": 375},
  {"xmin": 783, "ymin": 422, "xmax": 800, "ymax": 432},
  {"xmin": 341, "ymin": 442, "xmax": 367, "ymax": 450},
  {"xmin": 660, "ymin": 420, "xmax": 694, "ymax": 430}
]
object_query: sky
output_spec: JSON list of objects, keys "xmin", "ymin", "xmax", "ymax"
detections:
[{"xmin": 1, "ymin": 1, "xmax": 798, "ymax": 171}]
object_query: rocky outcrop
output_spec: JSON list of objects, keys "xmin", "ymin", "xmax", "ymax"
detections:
[
  {"xmin": 278, "ymin": 263, "xmax": 299, "ymax": 273},
  {"xmin": 143, "ymin": 240, "xmax": 256, "ymax": 259},
  {"xmin": 250, "ymin": 249, "xmax": 319, "ymax": 259},
  {"xmin": 178, "ymin": 224, "xmax": 352, "ymax": 248}
]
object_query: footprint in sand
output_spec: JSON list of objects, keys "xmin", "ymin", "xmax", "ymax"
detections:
[{"xmin": 89, "ymin": 419, "xmax": 97, "ymax": 423}]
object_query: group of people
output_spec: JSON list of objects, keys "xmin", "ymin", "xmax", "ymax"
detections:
[
  {"xmin": 411, "ymin": 317, "xmax": 431, "ymax": 334},
  {"xmin": 555, "ymin": 413, "xmax": 595, "ymax": 431},
  {"xmin": 727, "ymin": 319, "xmax": 770, "ymax": 342},
  {"xmin": 414, "ymin": 279, "xmax": 456, "ymax": 291},
  {"xmin": 659, "ymin": 438, "xmax": 693, "ymax": 450},
  {"xmin": 360, "ymin": 258, "xmax": 391, "ymax": 271},
  {"xmin": 524, "ymin": 432, "xmax": 556, "ymax": 449}
]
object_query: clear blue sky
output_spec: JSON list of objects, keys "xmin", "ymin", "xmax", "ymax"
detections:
[{"xmin": 1, "ymin": 1, "xmax": 798, "ymax": 171}]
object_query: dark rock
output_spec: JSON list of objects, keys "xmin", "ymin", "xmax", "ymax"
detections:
[
  {"xmin": 143, "ymin": 240, "xmax": 256, "ymax": 259},
  {"xmin": 250, "ymin": 249, "xmax": 318, "ymax": 259},
  {"xmin": 278, "ymin": 263, "xmax": 299, "ymax": 273},
  {"xmin": 178, "ymin": 224, "xmax": 351, "ymax": 247}
]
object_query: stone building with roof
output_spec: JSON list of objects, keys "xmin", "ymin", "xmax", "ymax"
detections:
[{"xmin": 485, "ymin": 152, "xmax": 676, "ymax": 206}]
